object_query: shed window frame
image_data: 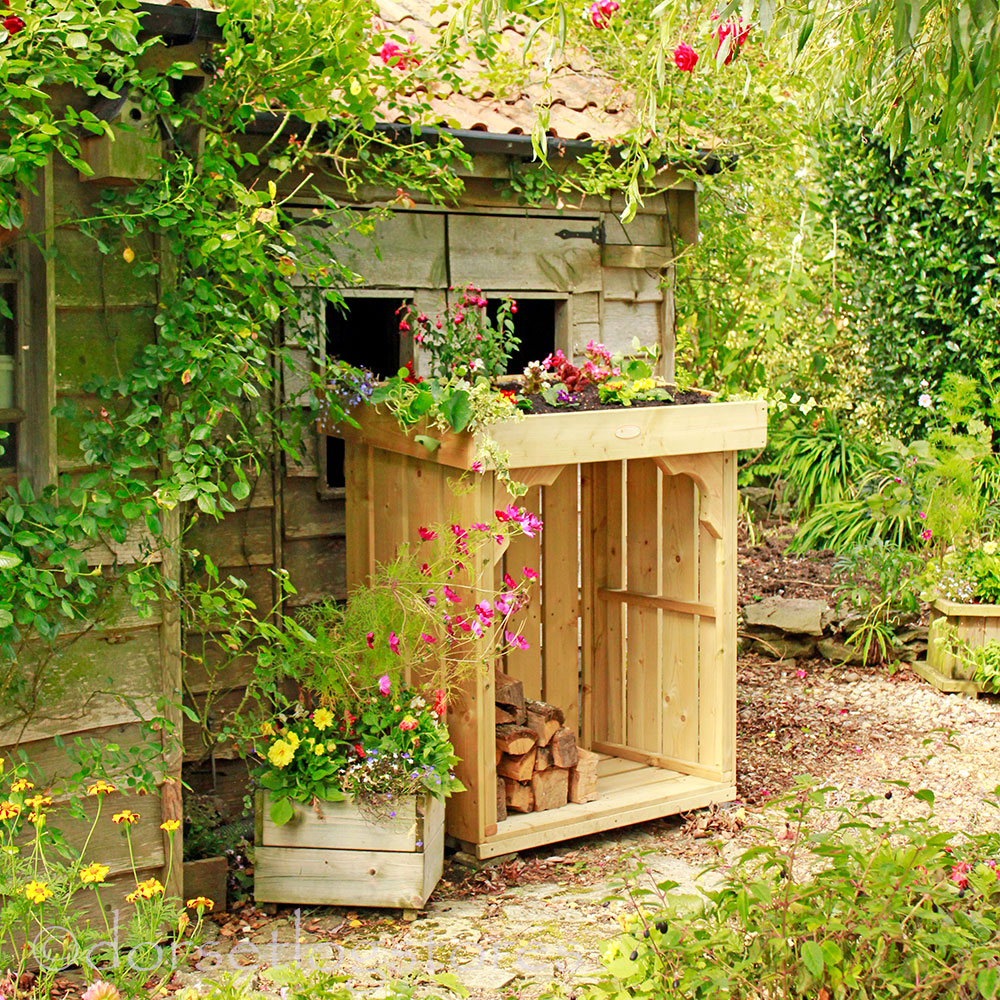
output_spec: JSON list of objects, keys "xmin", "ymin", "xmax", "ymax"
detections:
[{"xmin": 0, "ymin": 245, "xmax": 24, "ymax": 483}]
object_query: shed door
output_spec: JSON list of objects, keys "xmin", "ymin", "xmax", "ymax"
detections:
[{"xmin": 448, "ymin": 214, "xmax": 602, "ymax": 293}]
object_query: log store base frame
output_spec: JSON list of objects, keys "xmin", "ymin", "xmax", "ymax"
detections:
[{"xmin": 323, "ymin": 399, "xmax": 767, "ymax": 859}]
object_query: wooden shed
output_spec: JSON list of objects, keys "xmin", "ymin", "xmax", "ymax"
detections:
[{"xmin": 0, "ymin": 0, "xmax": 726, "ymax": 879}]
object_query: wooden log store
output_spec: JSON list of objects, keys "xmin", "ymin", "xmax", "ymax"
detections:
[{"xmin": 322, "ymin": 397, "xmax": 767, "ymax": 858}]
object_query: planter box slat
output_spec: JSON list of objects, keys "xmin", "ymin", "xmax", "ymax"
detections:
[
  {"xmin": 322, "ymin": 398, "xmax": 766, "ymax": 858},
  {"xmin": 254, "ymin": 793, "xmax": 444, "ymax": 908},
  {"xmin": 925, "ymin": 597, "xmax": 1000, "ymax": 696}
]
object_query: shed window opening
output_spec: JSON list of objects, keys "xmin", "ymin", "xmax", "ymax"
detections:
[
  {"xmin": 0, "ymin": 260, "xmax": 19, "ymax": 472},
  {"xmin": 325, "ymin": 295, "xmax": 406, "ymax": 490},
  {"xmin": 484, "ymin": 297, "xmax": 557, "ymax": 375}
]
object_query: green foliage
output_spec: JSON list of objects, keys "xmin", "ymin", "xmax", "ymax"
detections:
[
  {"xmin": 771, "ymin": 411, "xmax": 877, "ymax": 516},
  {"xmin": 565, "ymin": 779, "xmax": 1000, "ymax": 1000},
  {"xmin": 967, "ymin": 640, "xmax": 1000, "ymax": 693},
  {"xmin": 819, "ymin": 125, "xmax": 1000, "ymax": 432}
]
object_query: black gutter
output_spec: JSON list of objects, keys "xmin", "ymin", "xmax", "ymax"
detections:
[{"xmin": 250, "ymin": 112, "xmax": 728, "ymax": 174}]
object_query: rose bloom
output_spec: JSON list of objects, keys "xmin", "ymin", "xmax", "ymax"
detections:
[{"xmin": 672, "ymin": 42, "xmax": 698, "ymax": 71}]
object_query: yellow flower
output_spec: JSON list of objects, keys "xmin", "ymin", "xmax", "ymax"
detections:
[
  {"xmin": 632, "ymin": 377, "xmax": 656, "ymax": 393},
  {"xmin": 313, "ymin": 744, "xmax": 325, "ymax": 756},
  {"xmin": 25, "ymin": 794, "xmax": 51, "ymax": 810},
  {"xmin": 125, "ymin": 888, "xmax": 140, "ymax": 903},
  {"xmin": 326, "ymin": 742, "xmax": 338, "ymax": 753},
  {"xmin": 259, "ymin": 721, "xmax": 275, "ymax": 737},
  {"xmin": 23, "ymin": 880, "xmax": 52, "ymax": 904},
  {"xmin": 0, "ymin": 801, "xmax": 21, "ymax": 821},
  {"xmin": 86, "ymin": 779, "xmax": 117, "ymax": 797},
  {"xmin": 285, "ymin": 730, "xmax": 301, "ymax": 750},
  {"xmin": 186, "ymin": 895, "xmax": 215, "ymax": 912},
  {"xmin": 112, "ymin": 810, "xmax": 139, "ymax": 826},
  {"xmin": 136, "ymin": 877, "xmax": 164, "ymax": 899},
  {"xmin": 10, "ymin": 779, "xmax": 33, "ymax": 793},
  {"xmin": 267, "ymin": 740, "xmax": 294, "ymax": 769},
  {"xmin": 160, "ymin": 819, "xmax": 181, "ymax": 833},
  {"xmin": 312, "ymin": 708, "xmax": 334, "ymax": 732},
  {"xmin": 80, "ymin": 862, "xmax": 110, "ymax": 885}
]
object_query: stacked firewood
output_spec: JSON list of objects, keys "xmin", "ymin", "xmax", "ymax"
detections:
[{"xmin": 494, "ymin": 669, "xmax": 599, "ymax": 819}]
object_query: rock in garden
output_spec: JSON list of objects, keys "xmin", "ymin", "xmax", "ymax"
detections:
[
  {"xmin": 743, "ymin": 596, "xmax": 830, "ymax": 636},
  {"xmin": 817, "ymin": 638, "xmax": 864, "ymax": 665}
]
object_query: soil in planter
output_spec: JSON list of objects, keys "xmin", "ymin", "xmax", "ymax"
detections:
[{"xmin": 514, "ymin": 383, "xmax": 712, "ymax": 415}]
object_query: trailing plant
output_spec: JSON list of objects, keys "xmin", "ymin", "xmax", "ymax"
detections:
[
  {"xmin": 242, "ymin": 513, "xmax": 541, "ymax": 824},
  {"xmin": 561, "ymin": 779, "xmax": 1000, "ymax": 1000},
  {"xmin": 966, "ymin": 640, "xmax": 1000, "ymax": 693}
]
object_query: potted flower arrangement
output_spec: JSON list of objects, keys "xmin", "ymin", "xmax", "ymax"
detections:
[
  {"xmin": 249, "ymin": 512, "xmax": 541, "ymax": 908},
  {"xmin": 913, "ymin": 371, "xmax": 1000, "ymax": 693}
]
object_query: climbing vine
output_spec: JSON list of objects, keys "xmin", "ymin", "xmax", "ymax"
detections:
[{"xmin": 0, "ymin": 0, "xmax": 485, "ymax": 724}]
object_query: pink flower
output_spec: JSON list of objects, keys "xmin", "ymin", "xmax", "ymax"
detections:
[
  {"xmin": 921, "ymin": 528, "xmax": 933, "ymax": 541},
  {"xmin": 672, "ymin": 42, "xmax": 698, "ymax": 71},
  {"xmin": 519, "ymin": 513, "xmax": 543, "ymax": 538},
  {"xmin": 420, "ymin": 562, "xmax": 429, "ymax": 575},
  {"xmin": 475, "ymin": 600, "xmax": 493, "ymax": 623},
  {"xmin": 443, "ymin": 585, "xmax": 461, "ymax": 604},
  {"xmin": 420, "ymin": 632, "xmax": 437, "ymax": 644},
  {"xmin": 424, "ymin": 589, "xmax": 437, "ymax": 608},
  {"xmin": 418, "ymin": 526, "xmax": 437, "ymax": 540},
  {"xmin": 918, "ymin": 511, "xmax": 927, "ymax": 519},
  {"xmin": 495, "ymin": 508, "xmax": 510, "ymax": 522},
  {"xmin": 504, "ymin": 629, "xmax": 530, "ymax": 651},
  {"xmin": 82, "ymin": 983, "xmax": 121, "ymax": 1000},
  {"xmin": 795, "ymin": 668, "xmax": 806, "ymax": 679},
  {"xmin": 584, "ymin": 0, "xmax": 619, "ymax": 29},
  {"xmin": 432, "ymin": 689, "xmax": 447, "ymax": 716},
  {"xmin": 714, "ymin": 14, "xmax": 750, "ymax": 65},
  {"xmin": 471, "ymin": 522, "xmax": 489, "ymax": 531},
  {"xmin": 523, "ymin": 566, "xmax": 539, "ymax": 580},
  {"xmin": 366, "ymin": 631, "xmax": 375, "ymax": 649},
  {"xmin": 471, "ymin": 619, "xmax": 484, "ymax": 638},
  {"xmin": 950, "ymin": 861, "xmax": 973, "ymax": 888},
  {"xmin": 379, "ymin": 675, "xmax": 391, "ymax": 697},
  {"xmin": 471, "ymin": 461, "xmax": 484, "ymax": 473},
  {"xmin": 389, "ymin": 631, "xmax": 400, "ymax": 654},
  {"xmin": 503, "ymin": 572, "xmax": 516, "ymax": 590},
  {"xmin": 379, "ymin": 39, "xmax": 419, "ymax": 70},
  {"xmin": 495, "ymin": 595, "xmax": 511, "ymax": 615},
  {"xmin": 399, "ymin": 715, "xmax": 418, "ymax": 731}
]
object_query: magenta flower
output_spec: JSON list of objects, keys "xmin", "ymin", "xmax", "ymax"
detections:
[
  {"xmin": 920, "ymin": 528, "xmax": 933, "ymax": 541},
  {"xmin": 389, "ymin": 632, "xmax": 400, "ymax": 654},
  {"xmin": 418, "ymin": 526, "xmax": 437, "ymax": 540},
  {"xmin": 503, "ymin": 572, "xmax": 516, "ymax": 590},
  {"xmin": 672, "ymin": 42, "xmax": 698, "ymax": 71},
  {"xmin": 584, "ymin": 0, "xmax": 619, "ymax": 29},
  {"xmin": 523, "ymin": 566, "xmax": 539, "ymax": 580},
  {"xmin": 425, "ymin": 589, "xmax": 437, "ymax": 608},
  {"xmin": 471, "ymin": 461, "xmax": 484, "ymax": 473},
  {"xmin": 918, "ymin": 511, "xmax": 927, "ymax": 520},
  {"xmin": 366, "ymin": 631, "xmax": 374, "ymax": 649},
  {"xmin": 420, "ymin": 633, "xmax": 437, "ymax": 644},
  {"xmin": 495, "ymin": 595, "xmax": 511, "ymax": 615},
  {"xmin": 443, "ymin": 585, "xmax": 461, "ymax": 604},
  {"xmin": 379, "ymin": 675, "xmax": 391, "ymax": 697}
]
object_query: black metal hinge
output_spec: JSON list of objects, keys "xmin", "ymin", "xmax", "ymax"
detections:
[{"xmin": 554, "ymin": 221, "xmax": 605, "ymax": 245}]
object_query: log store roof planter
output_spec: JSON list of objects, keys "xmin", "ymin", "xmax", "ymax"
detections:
[{"xmin": 321, "ymin": 396, "xmax": 767, "ymax": 858}]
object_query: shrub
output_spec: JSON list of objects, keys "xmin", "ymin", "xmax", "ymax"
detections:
[
  {"xmin": 564, "ymin": 781, "xmax": 1000, "ymax": 1000},
  {"xmin": 819, "ymin": 124, "xmax": 1000, "ymax": 433}
]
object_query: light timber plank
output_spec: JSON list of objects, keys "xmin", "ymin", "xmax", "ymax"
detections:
[
  {"xmin": 579, "ymin": 463, "xmax": 596, "ymax": 749},
  {"xmin": 253, "ymin": 846, "xmax": 432, "ymax": 909},
  {"xmin": 480, "ymin": 770, "xmax": 735, "ymax": 858},
  {"xmin": 541, "ymin": 466, "xmax": 580, "ymax": 733},
  {"xmin": 591, "ymin": 741, "xmax": 724, "ymax": 783},
  {"xmin": 259, "ymin": 793, "xmax": 422, "ymax": 852},
  {"xmin": 625, "ymin": 460, "xmax": 661, "ymax": 753},
  {"xmin": 591, "ymin": 461, "xmax": 625, "ymax": 744},
  {"xmin": 601, "ymin": 245, "xmax": 673, "ymax": 270},
  {"xmin": 660, "ymin": 472, "xmax": 700, "ymax": 762},
  {"xmin": 344, "ymin": 443, "xmax": 375, "ymax": 587},
  {"xmin": 597, "ymin": 588, "xmax": 714, "ymax": 619}
]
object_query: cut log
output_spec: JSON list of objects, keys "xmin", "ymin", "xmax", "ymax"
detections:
[
  {"xmin": 504, "ymin": 778, "xmax": 534, "ymax": 813},
  {"xmin": 531, "ymin": 767, "xmax": 569, "ymax": 812},
  {"xmin": 496, "ymin": 776, "xmax": 507, "ymax": 823},
  {"xmin": 534, "ymin": 745, "xmax": 554, "ymax": 772},
  {"xmin": 495, "ymin": 704, "xmax": 518, "ymax": 725},
  {"xmin": 568, "ymin": 748, "xmax": 599, "ymax": 804},
  {"xmin": 495, "ymin": 670, "xmax": 526, "ymax": 716},
  {"xmin": 497, "ymin": 748, "xmax": 537, "ymax": 782},
  {"xmin": 525, "ymin": 700, "xmax": 564, "ymax": 747},
  {"xmin": 496, "ymin": 725, "xmax": 537, "ymax": 756},
  {"xmin": 549, "ymin": 726, "xmax": 579, "ymax": 768},
  {"xmin": 495, "ymin": 744, "xmax": 503, "ymax": 766}
]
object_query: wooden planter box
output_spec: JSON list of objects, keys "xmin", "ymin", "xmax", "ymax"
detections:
[
  {"xmin": 253, "ymin": 792, "xmax": 445, "ymax": 908},
  {"xmin": 321, "ymin": 396, "xmax": 767, "ymax": 859},
  {"xmin": 918, "ymin": 597, "xmax": 1000, "ymax": 696}
]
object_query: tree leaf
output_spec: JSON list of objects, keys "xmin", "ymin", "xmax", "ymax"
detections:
[{"xmin": 801, "ymin": 940, "xmax": 824, "ymax": 977}]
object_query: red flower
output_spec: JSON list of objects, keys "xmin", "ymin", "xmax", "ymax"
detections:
[
  {"xmin": 418, "ymin": 526, "xmax": 437, "ymax": 540},
  {"xmin": 432, "ymin": 689, "xmax": 447, "ymax": 717},
  {"xmin": 354, "ymin": 744, "xmax": 366, "ymax": 758},
  {"xmin": 672, "ymin": 43, "xmax": 698, "ymax": 72},
  {"xmin": 714, "ymin": 15, "xmax": 750, "ymax": 65},
  {"xmin": 499, "ymin": 389, "xmax": 517, "ymax": 403},
  {"xmin": 3, "ymin": 14, "xmax": 25, "ymax": 34},
  {"xmin": 402, "ymin": 360, "xmax": 423, "ymax": 384}
]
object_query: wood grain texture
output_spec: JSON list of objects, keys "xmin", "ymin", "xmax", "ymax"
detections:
[{"xmin": 541, "ymin": 465, "xmax": 580, "ymax": 733}]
